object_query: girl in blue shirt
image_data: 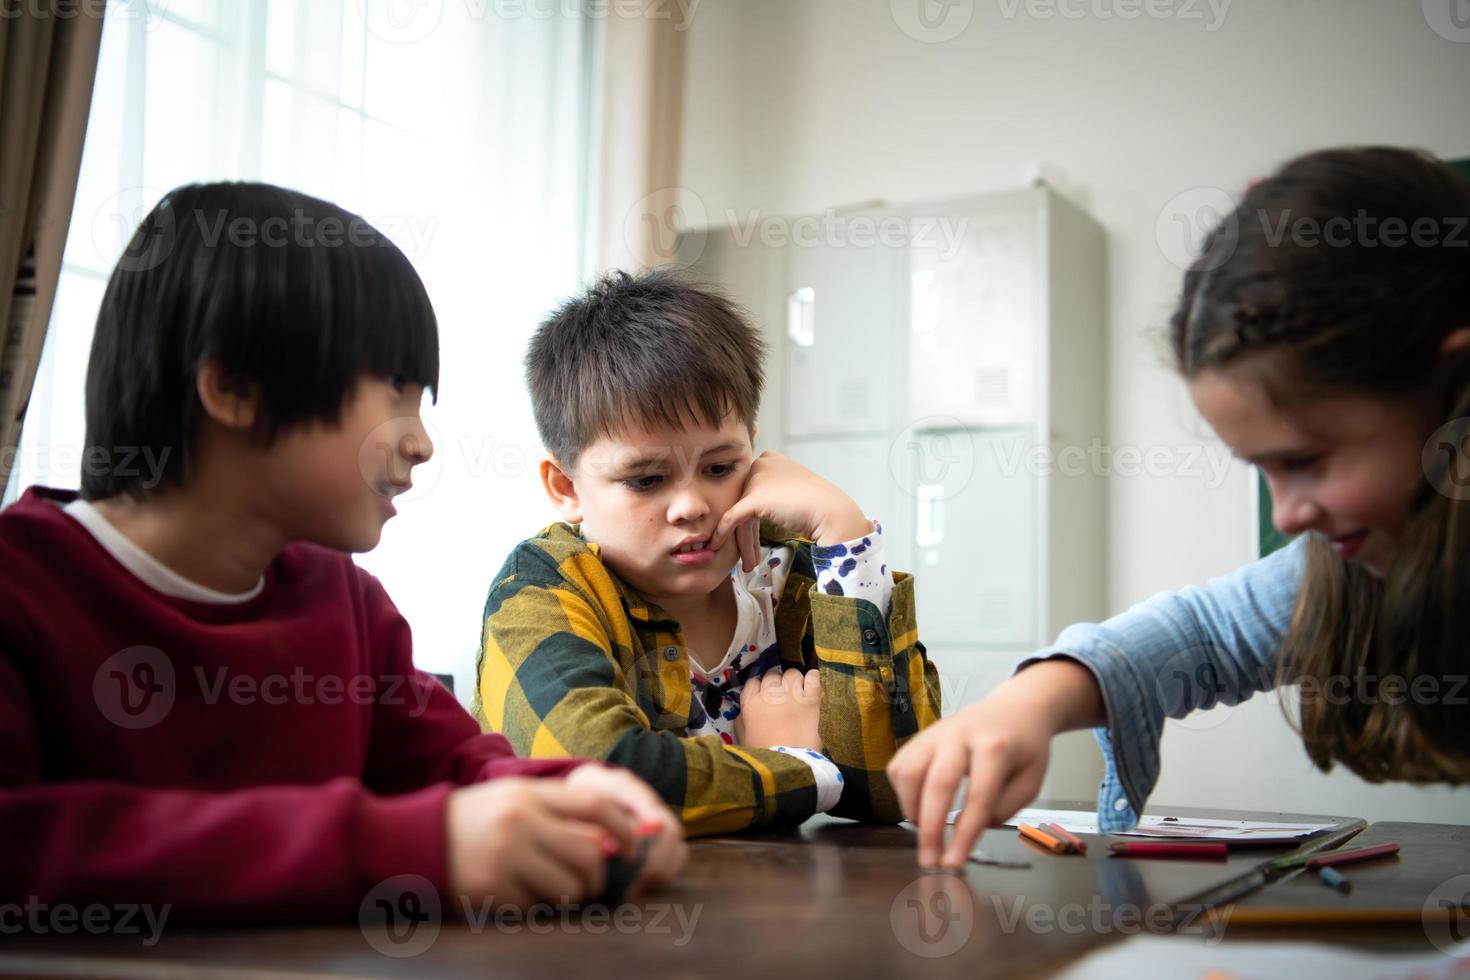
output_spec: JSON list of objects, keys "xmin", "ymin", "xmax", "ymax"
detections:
[{"xmin": 890, "ymin": 146, "xmax": 1470, "ymax": 869}]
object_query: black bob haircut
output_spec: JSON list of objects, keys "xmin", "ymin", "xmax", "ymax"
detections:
[{"xmin": 82, "ymin": 181, "xmax": 439, "ymax": 500}]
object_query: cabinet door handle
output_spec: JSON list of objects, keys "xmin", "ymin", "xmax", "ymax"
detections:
[
  {"xmin": 917, "ymin": 484, "xmax": 944, "ymax": 547},
  {"xmin": 787, "ymin": 287, "xmax": 815, "ymax": 347},
  {"xmin": 912, "ymin": 270, "xmax": 940, "ymax": 335}
]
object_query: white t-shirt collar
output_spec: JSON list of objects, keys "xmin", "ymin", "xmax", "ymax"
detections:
[{"xmin": 62, "ymin": 499, "xmax": 265, "ymax": 605}]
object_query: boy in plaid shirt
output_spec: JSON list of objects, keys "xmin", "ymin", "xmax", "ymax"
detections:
[{"xmin": 474, "ymin": 270, "xmax": 941, "ymax": 836}]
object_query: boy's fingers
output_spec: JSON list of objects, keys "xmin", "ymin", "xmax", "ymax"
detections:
[
  {"xmin": 487, "ymin": 878, "xmax": 532, "ymax": 910},
  {"xmin": 513, "ymin": 845, "xmax": 593, "ymax": 906},
  {"xmin": 738, "ymin": 517, "xmax": 760, "ymax": 572},
  {"xmin": 533, "ymin": 819, "xmax": 608, "ymax": 897},
  {"xmin": 762, "ymin": 670, "xmax": 788, "ymax": 703},
  {"xmin": 714, "ymin": 499, "xmax": 757, "ymax": 551},
  {"xmin": 800, "ymin": 669, "xmax": 821, "ymax": 702},
  {"xmin": 564, "ymin": 767, "xmax": 683, "ymax": 860},
  {"xmin": 607, "ymin": 770, "xmax": 677, "ymax": 829},
  {"xmin": 540, "ymin": 784, "xmax": 636, "ymax": 852},
  {"xmin": 635, "ymin": 826, "xmax": 687, "ymax": 893},
  {"xmin": 784, "ymin": 668, "xmax": 818, "ymax": 705}
]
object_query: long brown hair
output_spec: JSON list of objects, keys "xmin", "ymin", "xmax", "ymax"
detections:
[{"xmin": 1170, "ymin": 146, "xmax": 1470, "ymax": 784}]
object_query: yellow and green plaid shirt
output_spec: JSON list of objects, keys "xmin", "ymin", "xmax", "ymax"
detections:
[{"xmin": 473, "ymin": 521, "xmax": 941, "ymax": 836}]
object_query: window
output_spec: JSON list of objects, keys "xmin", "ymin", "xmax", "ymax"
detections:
[{"xmin": 8, "ymin": 0, "xmax": 598, "ymax": 699}]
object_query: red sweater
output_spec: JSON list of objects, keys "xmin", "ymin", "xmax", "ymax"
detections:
[{"xmin": 0, "ymin": 487, "xmax": 583, "ymax": 923}]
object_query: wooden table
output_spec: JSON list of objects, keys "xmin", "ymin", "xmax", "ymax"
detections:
[{"xmin": 1, "ymin": 803, "xmax": 1462, "ymax": 978}]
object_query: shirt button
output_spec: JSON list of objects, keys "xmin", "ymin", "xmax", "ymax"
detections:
[
  {"xmin": 861, "ymin": 628, "xmax": 879, "ymax": 646},
  {"xmin": 1113, "ymin": 797, "xmax": 1129, "ymax": 812},
  {"xmin": 663, "ymin": 646, "xmax": 680, "ymax": 661},
  {"xmin": 896, "ymin": 695, "xmax": 910, "ymax": 713}
]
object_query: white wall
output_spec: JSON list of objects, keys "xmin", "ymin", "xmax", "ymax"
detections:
[{"xmin": 678, "ymin": 0, "xmax": 1470, "ymax": 824}]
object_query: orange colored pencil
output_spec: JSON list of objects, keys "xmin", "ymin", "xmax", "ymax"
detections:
[{"xmin": 1017, "ymin": 822, "xmax": 1069, "ymax": 855}]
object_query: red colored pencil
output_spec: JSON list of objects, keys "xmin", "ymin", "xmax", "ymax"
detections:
[
  {"xmin": 1305, "ymin": 842, "xmax": 1399, "ymax": 869},
  {"xmin": 1108, "ymin": 842, "xmax": 1228, "ymax": 859}
]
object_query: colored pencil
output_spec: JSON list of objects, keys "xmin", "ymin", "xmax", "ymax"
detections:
[
  {"xmin": 1317, "ymin": 866, "xmax": 1352, "ymax": 893},
  {"xmin": 1172, "ymin": 869, "xmax": 1271, "ymax": 932},
  {"xmin": 1017, "ymin": 822, "xmax": 1069, "ymax": 855},
  {"xmin": 1044, "ymin": 821, "xmax": 1087, "ymax": 855},
  {"xmin": 1264, "ymin": 852, "xmax": 1318, "ymax": 874},
  {"xmin": 1305, "ymin": 842, "xmax": 1399, "ymax": 869}
]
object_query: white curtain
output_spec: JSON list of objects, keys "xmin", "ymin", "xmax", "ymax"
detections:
[
  {"xmin": 589, "ymin": 0, "xmax": 687, "ymax": 273},
  {"xmin": 4, "ymin": 0, "xmax": 597, "ymax": 701}
]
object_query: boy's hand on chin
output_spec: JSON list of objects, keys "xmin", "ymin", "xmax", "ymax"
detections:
[{"xmin": 711, "ymin": 451, "xmax": 872, "ymax": 572}]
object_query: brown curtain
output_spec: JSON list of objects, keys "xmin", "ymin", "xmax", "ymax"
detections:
[
  {"xmin": 0, "ymin": 2, "xmax": 104, "ymax": 492},
  {"xmin": 590, "ymin": 0, "xmax": 689, "ymax": 274}
]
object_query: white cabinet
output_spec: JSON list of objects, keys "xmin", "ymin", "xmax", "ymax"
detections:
[
  {"xmin": 782, "ymin": 208, "xmax": 906, "ymax": 438},
  {"xmin": 680, "ymin": 184, "xmax": 1106, "ymax": 659},
  {"xmin": 908, "ymin": 427, "xmax": 1038, "ymax": 648},
  {"xmin": 909, "ymin": 192, "xmax": 1041, "ymax": 428}
]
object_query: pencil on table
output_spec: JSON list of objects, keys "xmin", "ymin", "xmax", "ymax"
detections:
[
  {"xmin": 1305, "ymin": 842, "xmax": 1399, "ymax": 869},
  {"xmin": 1044, "ymin": 821, "xmax": 1087, "ymax": 855},
  {"xmin": 1017, "ymin": 822, "xmax": 1070, "ymax": 855}
]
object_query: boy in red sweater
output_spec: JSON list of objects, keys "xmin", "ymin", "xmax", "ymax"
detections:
[{"xmin": 0, "ymin": 182, "xmax": 684, "ymax": 926}]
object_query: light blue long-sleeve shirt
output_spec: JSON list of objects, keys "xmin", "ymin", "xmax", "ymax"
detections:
[{"xmin": 1021, "ymin": 536, "xmax": 1309, "ymax": 831}]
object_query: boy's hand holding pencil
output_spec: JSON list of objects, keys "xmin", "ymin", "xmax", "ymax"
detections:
[
  {"xmin": 446, "ymin": 767, "xmax": 686, "ymax": 909},
  {"xmin": 564, "ymin": 764, "xmax": 688, "ymax": 899}
]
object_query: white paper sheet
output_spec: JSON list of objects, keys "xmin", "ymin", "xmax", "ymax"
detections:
[
  {"xmin": 943, "ymin": 806, "xmax": 1335, "ymax": 842},
  {"xmin": 1050, "ymin": 935, "xmax": 1469, "ymax": 980}
]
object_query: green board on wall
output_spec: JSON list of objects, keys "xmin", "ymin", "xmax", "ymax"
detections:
[
  {"xmin": 1258, "ymin": 155, "xmax": 1470, "ymax": 556},
  {"xmin": 1258, "ymin": 474, "xmax": 1294, "ymax": 557}
]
